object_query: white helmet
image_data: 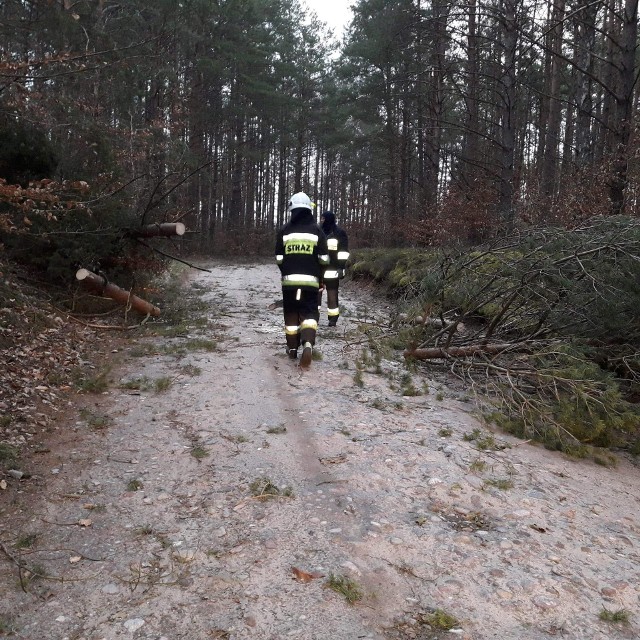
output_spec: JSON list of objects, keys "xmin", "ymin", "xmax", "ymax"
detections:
[{"xmin": 289, "ymin": 191, "xmax": 314, "ymax": 211}]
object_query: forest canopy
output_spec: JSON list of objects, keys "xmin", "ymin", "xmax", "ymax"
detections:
[{"xmin": 1, "ymin": 0, "xmax": 639, "ymax": 261}]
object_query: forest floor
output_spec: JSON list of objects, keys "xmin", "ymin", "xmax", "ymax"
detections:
[{"xmin": 1, "ymin": 260, "xmax": 639, "ymax": 640}]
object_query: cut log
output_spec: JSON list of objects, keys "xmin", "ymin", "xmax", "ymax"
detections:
[
  {"xmin": 131, "ymin": 223, "xmax": 186, "ymax": 238},
  {"xmin": 404, "ymin": 343, "xmax": 516, "ymax": 359},
  {"xmin": 75, "ymin": 269, "xmax": 160, "ymax": 317}
]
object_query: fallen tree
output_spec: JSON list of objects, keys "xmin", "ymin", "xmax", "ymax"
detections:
[
  {"xmin": 352, "ymin": 216, "xmax": 640, "ymax": 454},
  {"xmin": 405, "ymin": 343, "xmax": 518, "ymax": 359},
  {"xmin": 128, "ymin": 222, "xmax": 186, "ymax": 238},
  {"xmin": 75, "ymin": 268, "xmax": 160, "ymax": 317}
]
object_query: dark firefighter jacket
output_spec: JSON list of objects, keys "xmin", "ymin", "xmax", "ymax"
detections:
[
  {"xmin": 275, "ymin": 209, "xmax": 329, "ymax": 290},
  {"xmin": 323, "ymin": 225, "xmax": 349, "ymax": 281}
]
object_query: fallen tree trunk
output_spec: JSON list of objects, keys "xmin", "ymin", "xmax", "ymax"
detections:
[
  {"xmin": 130, "ymin": 223, "xmax": 186, "ymax": 238},
  {"xmin": 75, "ymin": 269, "xmax": 160, "ymax": 317},
  {"xmin": 404, "ymin": 343, "xmax": 517, "ymax": 359}
]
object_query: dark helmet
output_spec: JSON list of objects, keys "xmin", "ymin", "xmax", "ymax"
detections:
[{"xmin": 321, "ymin": 210, "xmax": 336, "ymax": 226}]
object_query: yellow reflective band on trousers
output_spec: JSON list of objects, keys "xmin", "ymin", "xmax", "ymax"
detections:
[
  {"xmin": 299, "ymin": 319, "xmax": 318, "ymax": 330},
  {"xmin": 285, "ymin": 325, "xmax": 299, "ymax": 335},
  {"xmin": 327, "ymin": 307, "xmax": 340, "ymax": 317},
  {"xmin": 337, "ymin": 251, "xmax": 350, "ymax": 261},
  {"xmin": 323, "ymin": 270, "xmax": 340, "ymax": 279},
  {"xmin": 282, "ymin": 274, "xmax": 319, "ymax": 287}
]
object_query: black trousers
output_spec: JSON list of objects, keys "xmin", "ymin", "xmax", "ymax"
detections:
[
  {"xmin": 282, "ymin": 288, "xmax": 319, "ymax": 351},
  {"xmin": 318, "ymin": 279, "xmax": 340, "ymax": 323}
]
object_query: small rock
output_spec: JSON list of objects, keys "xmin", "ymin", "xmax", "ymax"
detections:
[
  {"xmin": 102, "ymin": 584, "xmax": 119, "ymax": 594},
  {"xmin": 532, "ymin": 595, "xmax": 558, "ymax": 609},
  {"xmin": 341, "ymin": 561, "xmax": 362, "ymax": 575},
  {"xmin": 438, "ymin": 579, "xmax": 464, "ymax": 595},
  {"xmin": 465, "ymin": 476, "xmax": 484, "ymax": 490},
  {"xmin": 124, "ymin": 618, "xmax": 145, "ymax": 632},
  {"xmin": 7, "ymin": 469, "xmax": 23, "ymax": 480}
]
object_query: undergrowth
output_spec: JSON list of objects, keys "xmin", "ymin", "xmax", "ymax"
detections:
[
  {"xmin": 350, "ymin": 217, "xmax": 640, "ymax": 455},
  {"xmin": 325, "ymin": 573, "xmax": 363, "ymax": 604}
]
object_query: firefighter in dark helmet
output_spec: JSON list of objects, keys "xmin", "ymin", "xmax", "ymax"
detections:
[
  {"xmin": 317, "ymin": 210, "xmax": 349, "ymax": 326},
  {"xmin": 275, "ymin": 192, "xmax": 329, "ymax": 367}
]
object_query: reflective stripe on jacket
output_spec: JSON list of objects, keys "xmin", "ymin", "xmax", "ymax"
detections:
[
  {"xmin": 275, "ymin": 210, "xmax": 329, "ymax": 290},
  {"xmin": 323, "ymin": 226, "xmax": 349, "ymax": 280}
]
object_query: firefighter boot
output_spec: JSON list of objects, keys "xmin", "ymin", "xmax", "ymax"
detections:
[
  {"xmin": 300, "ymin": 342, "xmax": 313, "ymax": 367},
  {"xmin": 286, "ymin": 333, "xmax": 300, "ymax": 360}
]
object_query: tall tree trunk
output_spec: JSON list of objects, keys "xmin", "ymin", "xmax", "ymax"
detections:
[
  {"xmin": 277, "ymin": 138, "xmax": 287, "ymax": 228},
  {"xmin": 498, "ymin": 0, "xmax": 518, "ymax": 229},
  {"xmin": 541, "ymin": 0, "xmax": 565, "ymax": 198},
  {"xmin": 596, "ymin": 0, "xmax": 617, "ymax": 163},
  {"xmin": 573, "ymin": 0, "xmax": 598, "ymax": 167},
  {"xmin": 294, "ymin": 124, "xmax": 304, "ymax": 192},
  {"xmin": 461, "ymin": 0, "xmax": 480, "ymax": 188},
  {"xmin": 230, "ymin": 115, "xmax": 244, "ymax": 228},
  {"xmin": 423, "ymin": 0, "xmax": 450, "ymax": 210},
  {"xmin": 609, "ymin": 0, "xmax": 638, "ymax": 214},
  {"xmin": 400, "ymin": 99, "xmax": 410, "ymax": 217},
  {"xmin": 535, "ymin": 2, "xmax": 553, "ymax": 178},
  {"xmin": 383, "ymin": 71, "xmax": 399, "ymax": 218}
]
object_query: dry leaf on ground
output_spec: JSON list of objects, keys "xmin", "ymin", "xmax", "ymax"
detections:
[{"xmin": 291, "ymin": 566, "xmax": 324, "ymax": 583}]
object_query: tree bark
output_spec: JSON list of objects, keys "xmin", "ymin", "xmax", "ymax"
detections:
[
  {"xmin": 573, "ymin": 0, "xmax": 598, "ymax": 167},
  {"xmin": 497, "ymin": 0, "xmax": 518, "ymax": 229},
  {"xmin": 541, "ymin": 0, "xmax": 566, "ymax": 198},
  {"xmin": 609, "ymin": 0, "xmax": 638, "ymax": 215},
  {"xmin": 460, "ymin": 0, "xmax": 480, "ymax": 188},
  {"xmin": 423, "ymin": 0, "xmax": 450, "ymax": 211},
  {"xmin": 131, "ymin": 223, "xmax": 186, "ymax": 238},
  {"xmin": 76, "ymin": 269, "xmax": 160, "ymax": 317},
  {"xmin": 404, "ymin": 343, "xmax": 518, "ymax": 359}
]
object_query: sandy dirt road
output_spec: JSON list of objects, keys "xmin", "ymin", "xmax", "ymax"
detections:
[{"xmin": 1, "ymin": 261, "xmax": 639, "ymax": 640}]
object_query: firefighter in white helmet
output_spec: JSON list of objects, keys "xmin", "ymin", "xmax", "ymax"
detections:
[{"xmin": 275, "ymin": 192, "xmax": 330, "ymax": 367}]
